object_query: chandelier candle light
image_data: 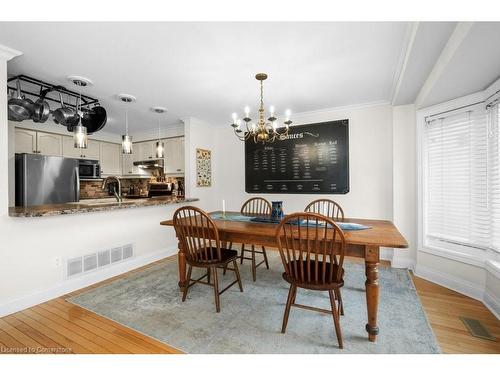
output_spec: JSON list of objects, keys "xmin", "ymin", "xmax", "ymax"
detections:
[{"xmin": 230, "ymin": 73, "xmax": 292, "ymax": 143}]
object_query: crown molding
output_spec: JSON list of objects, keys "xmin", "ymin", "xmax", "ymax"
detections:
[{"xmin": 0, "ymin": 44, "xmax": 22, "ymax": 61}]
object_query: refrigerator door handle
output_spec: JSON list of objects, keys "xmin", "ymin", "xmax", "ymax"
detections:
[{"xmin": 75, "ymin": 166, "xmax": 80, "ymax": 202}]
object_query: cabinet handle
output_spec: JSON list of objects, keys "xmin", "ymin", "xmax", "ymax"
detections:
[{"xmin": 177, "ymin": 169, "xmax": 181, "ymax": 171}]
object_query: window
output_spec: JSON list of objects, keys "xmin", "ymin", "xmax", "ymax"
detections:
[{"xmin": 423, "ymin": 101, "xmax": 500, "ymax": 257}]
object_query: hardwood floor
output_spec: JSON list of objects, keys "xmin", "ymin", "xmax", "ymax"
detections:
[
  {"xmin": 0, "ymin": 257, "xmax": 498, "ymax": 354},
  {"xmin": 411, "ymin": 273, "xmax": 500, "ymax": 354}
]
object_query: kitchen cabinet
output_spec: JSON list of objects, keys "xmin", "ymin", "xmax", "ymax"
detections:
[
  {"xmin": 122, "ymin": 153, "xmax": 147, "ymax": 176},
  {"xmin": 36, "ymin": 132, "xmax": 62, "ymax": 156},
  {"xmin": 15, "ymin": 129, "xmax": 62, "ymax": 156},
  {"xmin": 164, "ymin": 137, "xmax": 185, "ymax": 174},
  {"xmin": 100, "ymin": 142, "xmax": 121, "ymax": 176},
  {"xmin": 134, "ymin": 141, "xmax": 156, "ymax": 161},
  {"xmin": 15, "ymin": 129, "xmax": 37, "ymax": 154},
  {"xmin": 62, "ymin": 137, "xmax": 100, "ymax": 160}
]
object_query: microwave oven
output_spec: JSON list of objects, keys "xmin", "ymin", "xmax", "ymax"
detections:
[{"xmin": 78, "ymin": 159, "xmax": 101, "ymax": 179}]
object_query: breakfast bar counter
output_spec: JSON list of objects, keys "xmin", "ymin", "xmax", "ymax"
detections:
[{"xmin": 9, "ymin": 196, "xmax": 198, "ymax": 217}]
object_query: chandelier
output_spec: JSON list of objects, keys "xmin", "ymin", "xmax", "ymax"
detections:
[{"xmin": 230, "ymin": 73, "xmax": 292, "ymax": 143}]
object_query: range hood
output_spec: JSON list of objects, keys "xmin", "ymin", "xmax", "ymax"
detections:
[{"xmin": 133, "ymin": 159, "xmax": 164, "ymax": 169}]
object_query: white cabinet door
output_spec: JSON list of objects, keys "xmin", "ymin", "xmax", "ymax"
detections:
[
  {"xmin": 36, "ymin": 132, "xmax": 62, "ymax": 156},
  {"xmin": 62, "ymin": 136, "xmax": 81, "ymax": 158},
  {"xmin": 137, "ymin": 141, "xmax": 156, "ymax": 160},
  {"xmin": 82, "ymin": 140, "xmax": 100, "ymax": 160},
  {"xmin": 15, "ymin": 129, "xmax": 37, "ymax": 154},
  {"xmin": 99, "ymin": 142, "xmax": 121, "ymax": 176},
  {"xmin": 164, "ymin": 137, "xmax": 185, "ymax": 174},
  {"xmin": 62, "ymin": 137, "xmax": 100, "ymax": 160},
  {"xmin": 177, "ymin": 137, "xmax": 185, "ymax": 173}
]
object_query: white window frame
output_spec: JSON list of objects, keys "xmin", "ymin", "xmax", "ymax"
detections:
[{"xmin": 417, "ymin": 81, "xmax": 500, "ymax": 268}]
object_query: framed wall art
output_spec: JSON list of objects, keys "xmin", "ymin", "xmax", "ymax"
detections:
[{"xmin": 196, "ymin": 148, "xmax": 212, "ymax": 187}]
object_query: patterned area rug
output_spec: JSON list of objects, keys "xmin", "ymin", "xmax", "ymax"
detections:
[{"xmin": 68, "ymin": 252, "xmax": 440, "ymax": 353}]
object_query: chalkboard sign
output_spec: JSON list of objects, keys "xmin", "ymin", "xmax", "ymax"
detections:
[{"xmin": 245, "ymin": 120, "xmax": 349, "ymax": 194}]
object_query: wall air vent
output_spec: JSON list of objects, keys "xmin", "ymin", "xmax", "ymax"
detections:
[
  {"xmin": 98, "ymin": 250, "xmax": 111, "ymax": 267},
  {"xmin": 65, "ymin": 244, "xmax": 134, "ymax": 279},
  {"xmin": 67, "ymin": 257, "xmax": 83, "ymax": 277},
  {"xmin": 83, "ymin": 254, "xmax": 98, "ymax": 272},
  {"xmin": 110, "ymin": 247, "xmax": 123, "ymax": 263}
]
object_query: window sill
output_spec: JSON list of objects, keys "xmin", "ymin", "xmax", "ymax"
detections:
[{"xmin": 418, "ymin": 244, "xmax": 488, "ymax": 268}]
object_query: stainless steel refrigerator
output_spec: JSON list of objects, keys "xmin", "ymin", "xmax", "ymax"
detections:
[{"xmin": 15, "ymin": 153, "xmax": 80, "ymax": 206}]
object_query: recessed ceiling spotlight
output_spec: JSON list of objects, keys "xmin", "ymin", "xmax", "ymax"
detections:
[
  {"xmin": 152, "ymin": 106, "xmax": 168, "ymax": 114},
  {"xmin": 117, "ymin": 94, "xmax": 137, "ymax": 103},
  {"xmin": 67, "ymin": 75, "xmax": 93, "ymax": 87}
]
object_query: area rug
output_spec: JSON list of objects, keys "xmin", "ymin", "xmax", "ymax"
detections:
[{"xmin": 67, "ymin": 252, "xmax": 440, "ymax": 353}]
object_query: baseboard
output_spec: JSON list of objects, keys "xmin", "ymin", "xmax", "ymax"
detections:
[
  {"xmin": 414, "ymin": 264, "xmax": 484, "ymax": 302},
  {"xmin": 0, "ymin": 247, "xmax": 177, "ymax": 318},
  {"xmin": 483, "ymin": 289, "xmax": 500, "ymax": 320},
  {"xmin": 391, "ymin": 256, "xmax": 416, "ymax": 270}
]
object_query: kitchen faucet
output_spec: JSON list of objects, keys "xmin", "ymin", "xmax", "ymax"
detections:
[{"xmin": 101, "ymin": 176, "xmax": 122, "ymax": 202}]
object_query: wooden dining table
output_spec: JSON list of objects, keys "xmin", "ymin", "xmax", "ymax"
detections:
[{"xmin": 160, "ymin": 211, "xmax": 408, "ymax": 343}]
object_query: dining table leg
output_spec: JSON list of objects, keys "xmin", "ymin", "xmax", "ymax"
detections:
[{"xmin": 364, "ymin": 245, "xmax": 380, "ymax": 342}]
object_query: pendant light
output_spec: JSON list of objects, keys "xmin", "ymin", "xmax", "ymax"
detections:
[
  {"xmin": 122, "ymin": 110, "xmax": 133, "ymax": 154},
  {"xmin": 73, "ymin": 123, "xmax": 88, "ymax": 148},
  {"xmin": 118, "ymin": 94, "xmax": 136, "ymax": 154},
  {"xmin": 73, "ymin": 93, "xmax": 88, "ymax": 149},
  {"xmin": 153, "ymin": 107, "xmax": 166, "ymax": 158}
]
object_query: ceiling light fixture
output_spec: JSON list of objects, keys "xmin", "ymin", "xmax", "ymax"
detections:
[
  {"xmin": 67, "ymin": 75, "xmax": 93, "ymax": 87},
  {"xmin": 230, "ymin": 73, "xmax": 292, "ymax": 143},
  {"xmin": 118, "ymin": 95, "xmax": 136, "ymax": 154},
  {"xmin": 153, "ymin": 107, "xmax": 166, "ymax": 158},
  {"xmin": 74, "ymin": 93, "xmax": 88, "ymax": 149}
]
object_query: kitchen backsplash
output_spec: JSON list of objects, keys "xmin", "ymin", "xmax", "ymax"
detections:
[{"xmin": 80, "ymin": 177, "xmax": 184, "ymax": 199}]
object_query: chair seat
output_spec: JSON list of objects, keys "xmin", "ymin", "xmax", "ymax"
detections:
[
  {"xmin": 282, "ymin": 260, "xmax": 344, "ymax": 290},
  {"xmin": 188, "ymin": 247, "xmax": 238, "ymax": 266}
]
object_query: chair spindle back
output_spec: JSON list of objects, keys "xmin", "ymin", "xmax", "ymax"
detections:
[
  {"xmin": 305, "ymin": 199, "xmax": 344, "ymax": 221},
  {"xmin": 173, "ymin": 206, "xmax": 221, "ymax": 263},
  {"xmin": 275, "ymin": 212, "xmax": 346, "ymax": 284},
  {"xmin": 241, "ymin": 197, "xmax": 272, "ymax": 215}
]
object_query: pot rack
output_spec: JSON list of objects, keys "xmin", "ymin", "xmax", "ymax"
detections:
[{"xmin": 7, "ymin": 74, "xmax": 101, "ymax": 111}]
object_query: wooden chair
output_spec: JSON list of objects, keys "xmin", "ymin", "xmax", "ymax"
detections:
[
  {"xmin": 305, "ymin": 199, "xmax": 344, "ymax": 221},
  {"xmin": 173, "ymin": 206, "xmax": 243, "ymax": 313},
  {"xmin": 227, "ymin": 197, "xmax": 272, "ymax": 281},
  {"xmin": 275, "ymin": 212, "xmax": 346, "ymax": 348}
]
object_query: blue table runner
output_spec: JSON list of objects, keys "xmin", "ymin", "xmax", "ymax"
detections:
[{"xmin": 209, "ymin": 213, "xmax": 371, "ymax": 231}]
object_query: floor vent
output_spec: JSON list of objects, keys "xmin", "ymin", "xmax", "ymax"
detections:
[
  {"xmin": 65, "ymin": 244, "xmax": 134, "ymax": 279},
  {"xmin": 460, "ymin": 317, "xmax": 497, "ymax": 341}
]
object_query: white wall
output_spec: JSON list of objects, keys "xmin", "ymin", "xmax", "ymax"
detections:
[
  {"xmin": 183, "ymin": 117, "xmax": 219, "ymax": 212},
  {"xmin": 214, "ymin": 103, "xmax": 395, "ymax": 219},
  {"xmin": 392, "ymin": 104, "xmax": 417, "ymax": 268}
]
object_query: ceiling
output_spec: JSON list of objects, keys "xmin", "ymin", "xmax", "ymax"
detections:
[{"xmin": 0, "ymin": 22, "xmax": 499, "ymax": 135}]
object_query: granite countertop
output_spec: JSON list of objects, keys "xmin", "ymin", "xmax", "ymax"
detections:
[{"xmin": 9, "ymin": 196, "xmax": 199, "ymax": 217}]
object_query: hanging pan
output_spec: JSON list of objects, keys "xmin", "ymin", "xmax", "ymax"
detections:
[
  {"xmin": 8, "ymin": 78, "xmax": 35, "ymax": 122},
  {"xmin": 82, "ymin": 104, "xmax": 107, "ymax": 134},
  {"xmin": 32, "ymin": 88, "xmax": 51, "ymax": 123}
]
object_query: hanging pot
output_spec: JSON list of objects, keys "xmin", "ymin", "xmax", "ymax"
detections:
[
  {"xmin": 52, "ymin": 92, "xmax": 78, "ymax": 128},
  {"xmin": 8, "ymin": 78, "xmax": 35, "ymax": 122},
  {"xmin": 32, "ymin": 88, "xmax": 51, "ymax": 123},
  {"xmin": 82, "ymin": 105, "xmax": 107, "ymax": 134}
]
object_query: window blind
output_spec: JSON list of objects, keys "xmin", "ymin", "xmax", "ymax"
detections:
[
  {"xmin": 425, "ymin": 105, "xmax": 500, "ymax": 253},
  {"xmin": 489, "ymin": 104, "xmax": 500, "ymax": 253}
]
